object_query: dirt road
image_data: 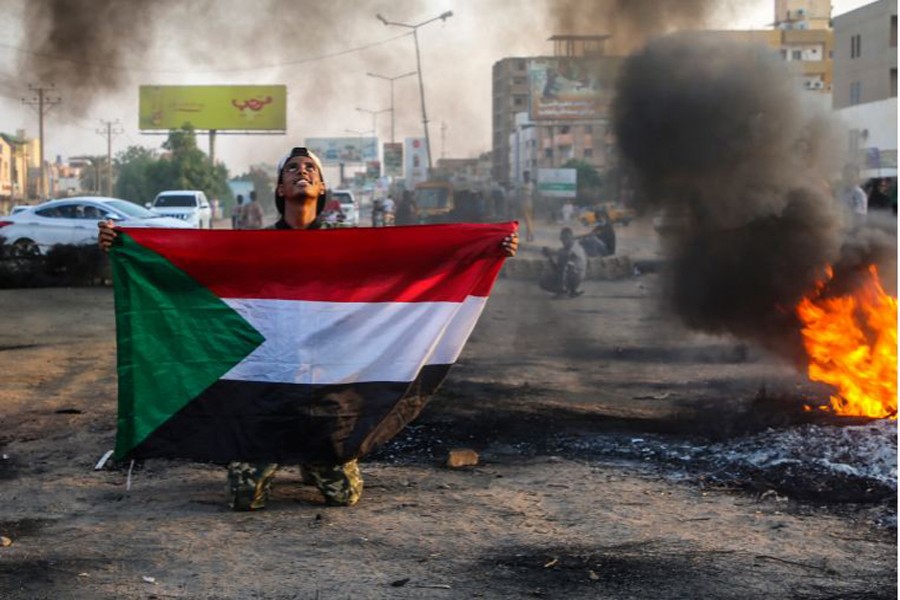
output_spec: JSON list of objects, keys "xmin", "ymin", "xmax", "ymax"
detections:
[{"xmin": 0, "ymin": 219, "xmax": 895, "ymax": 599}]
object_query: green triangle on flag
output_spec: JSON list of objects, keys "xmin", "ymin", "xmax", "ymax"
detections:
[{"xmin": 110, "ymin": 232, "xmax": 265, "ymax": 459}]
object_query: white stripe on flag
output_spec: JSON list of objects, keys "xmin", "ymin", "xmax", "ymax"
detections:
[{"xmin": 220, "ymin": 296, "xmax": 487, "ymax": 385}]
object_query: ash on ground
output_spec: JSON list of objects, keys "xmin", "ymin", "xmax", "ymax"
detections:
[{"xmin": 372, "ymin": 411, "xmax": 897, "ymax": 526}]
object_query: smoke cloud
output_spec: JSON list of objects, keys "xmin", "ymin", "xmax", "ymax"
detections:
[
  {"xmin": 546, "ymin": 0, "xmax": 725, "ymax": 54},
  {"xmin": 613, "ymin": 32, "xmax": 895, "ymax": 364}
]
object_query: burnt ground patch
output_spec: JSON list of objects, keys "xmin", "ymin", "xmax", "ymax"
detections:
[
  {"xmin": 477, "ymin": 542, "xmax": 896, "ymax": 600},
  {"xmin": 0, "ymin": 557, "xmax": 127, "ymax": 600},
  {"xmin": 370, "ymin": 380, "xmax": 896, "ymax": 512}
]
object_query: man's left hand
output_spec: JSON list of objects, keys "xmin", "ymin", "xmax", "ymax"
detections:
[{"xmin": 501, "ymin": 232, "xmax": 519, "ymax": 257}]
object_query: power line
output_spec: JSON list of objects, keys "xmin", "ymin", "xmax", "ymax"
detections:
[{"xmin": 0, "ymin": 32, "xmax": 412, "ymax": 75}]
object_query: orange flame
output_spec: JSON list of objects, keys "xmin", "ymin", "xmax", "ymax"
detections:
[{"xmin": 796, "ymin": 265, "xmax": 897, "ymax": 419}]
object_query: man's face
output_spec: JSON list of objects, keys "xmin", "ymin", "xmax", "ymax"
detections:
[
  {"xmin": 560, "ymin": 230, "xmax": 574, "ymax": 248},
  {"xmin": 278, "ymin": 156, "xmax": 324, "ymax": 202}
]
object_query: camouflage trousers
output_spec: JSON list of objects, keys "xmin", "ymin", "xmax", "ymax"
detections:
[{"xmin": 226, "ymin": 460, "xmax": 363, "ymax": 511}]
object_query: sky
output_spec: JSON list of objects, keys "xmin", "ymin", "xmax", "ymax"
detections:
[{"xmin": 0, "ymin": 0, "xmax": 877, "ymax": 180}]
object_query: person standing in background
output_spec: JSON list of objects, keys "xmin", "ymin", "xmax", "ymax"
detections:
[
  {"xmin": 232, "ymin": 195, "xmax": 245, "ymax": 229},
  {"xmin": 521, "ymin": 171, "xmax": 535, "ymax": 242},
  {"xmin": 242, "ymin": 190, "xmax": 264, "ymax": 229}
]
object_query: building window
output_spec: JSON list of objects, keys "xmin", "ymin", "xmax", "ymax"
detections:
[
  {"xmin": 559, "ymin": 125, "xmax": 570, "ymax": 134},
  {"xmin": 517, "ymin": 60, "xmax": 526, "ymax": 70},
  {"xmin": 849, "ymin": 81, "xmax": 862, "ymax": 105},
  {"xmin": 584, "ymin": 125, "xmax": 593, "ymax": 134},
  {"xmin": 792, "ymin": 49, "xmax": 802, "ymax": 60},
  {"xmin": 513, "ymin": 96, "xmax": 525, "ymax": 107},
  {"xmin": 892, "ymin": 69, "xmax": 898, "ymax": 97},
  {"xmin": 850, "ymin": 34, "xmax": 861, "ymax": 58},
  {"xmin": 513, "ymin": 76, "xmax": 526, "ymax": 85},
  {"xmin": 544, "ymin": 148, "xmax": 553, "ymax": 158},
  {"xmin": 892, "ymin": 16, "xmax": 897, "ymax": 47},
  {"xmin": 780, "ymin": 48, "xmax": 788, "ymax": 60},
  {"xmin": 583, "ymin": 148, "xmax": 594, "ymax": 158}
]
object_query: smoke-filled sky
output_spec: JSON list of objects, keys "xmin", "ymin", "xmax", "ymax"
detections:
[{"xmin": 0, "ymin": 0, "xmax": 872, "ymax": 177}]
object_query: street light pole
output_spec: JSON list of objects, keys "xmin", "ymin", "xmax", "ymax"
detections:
[
  {"xmin": 355, "ymin": 107, "xmax": 390, "ymax": 160},
  {"xmin": 376, "ymin": 11, "xmax": 452, "ymax": 173},
  {"xmin": 366, "ymin": 70, "xmax": 417, "ymax": 144}
]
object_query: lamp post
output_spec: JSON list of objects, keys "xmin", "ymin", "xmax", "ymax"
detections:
[
  {"xmin": 376, "ymin": 10, "xmax": 453, "ymax": 173},
  {"xmin": 355, "ymin": 107, "xmax": 390, "ymax": 160},
  {"xmin": 366, "ymin": 70, "xmax": 417, "ymax": 144}
]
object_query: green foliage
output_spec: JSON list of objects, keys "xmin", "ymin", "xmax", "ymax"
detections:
[
  {"xmin": 115, "ymin": 147, "xmax": 158, "ymax": 206},
  {"xmin": 561, "ymin": 159, "xmax": 604, "ymax": 203},
  {"xmin": 113, "ymin": 125, "xmax": 233, "ymax": 208},
  {"xmin": 75, "ymin": 155, "xmax": 107, "ymax": 195}
]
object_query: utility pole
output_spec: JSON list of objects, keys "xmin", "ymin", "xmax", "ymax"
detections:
[
  {"xmin": 376, "ymin": 11, "xmax": 453, "ymax": 174},
  {"xmin": 22, "ymin": 84, "xmax": 61, "ymax": 199},
  {"xmin": 97, "ymin": 120, "xmax": 123, "ymax": 197},
  {"xmin": 441, "ymin": 121, "xmax": 447, "ymax": 160}
]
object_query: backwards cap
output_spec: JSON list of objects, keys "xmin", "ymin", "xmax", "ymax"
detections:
[{"xmin": 275, "ymin": 146, "xmax": 326, "ymax": 215}]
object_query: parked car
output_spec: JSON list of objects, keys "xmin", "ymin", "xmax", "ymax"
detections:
[
  {"xmin": 147, "ymin": 190, "xmax": 212, "ymax": 228},
  {"xmin": 0, "ymin": 196, "xmax": 190, "ymax": 256},
  {"xmin": 329, "ymin": 189, "xmax": 359, "ymax": 226}
]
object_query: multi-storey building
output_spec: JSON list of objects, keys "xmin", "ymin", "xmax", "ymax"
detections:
[{"xmin": 493, "ymin": 35, "xmax": 622, "ymax": 188}]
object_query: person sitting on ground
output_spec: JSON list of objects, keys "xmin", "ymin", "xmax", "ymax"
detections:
[
  {"xmin": 578, "ymin": 210, "xmax": 616, "ymax": 257},
  {"xmin": 540, "ymin": 227, "xmax": 586, "ymax": 298}
]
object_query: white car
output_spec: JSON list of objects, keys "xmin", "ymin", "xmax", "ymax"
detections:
[
  {"xmin": 148, "ymin": 190, "xmax": 212, "ymax": 228},
  {"xmin": 329, "ymin": 189, "xmax": 359, "ymax": 226},
  {"xmin": 0, "ymin": 196, "xmax": 191, "ymax": 256}
]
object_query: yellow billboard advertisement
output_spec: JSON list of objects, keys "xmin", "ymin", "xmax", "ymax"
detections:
[{"xmin": 139, "ymin": 85, "xmax": 287, "ymax": 131}]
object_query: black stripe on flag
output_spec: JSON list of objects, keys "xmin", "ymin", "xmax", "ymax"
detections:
[{"xmin": 130, "ymin": 364, "xmax": 452, "ymax": 463}]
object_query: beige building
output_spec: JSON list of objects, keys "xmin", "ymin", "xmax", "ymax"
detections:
[
  {"xmin": 774, "ymin": 0, "xmax": 832, "ymax": 30},
  {"xmin": 695, "ymin": 27, "xmax": 833, "ymax": 92},
  {"xmin": 0, "ymin": 132, "xmax": 41, "ymax": 212}
]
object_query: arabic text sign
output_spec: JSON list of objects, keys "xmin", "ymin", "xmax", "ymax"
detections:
[
  {"xmin": 537, "ymin": 168, "xmax": 577, "ymax": 198},
  {"xmin": 138, "ymin": 85, "xmax": 287, "ymax": 131},
  {"xmin": 529, "ymin": 59, "xmax": 606, "ymax": 121},
  {"xmin": 383, "ymin": 143, "xmax": 403, "ymax": 177},
  {"xmin": 305, "ymin": 137, "xmax": 379, "ymax": 166}
]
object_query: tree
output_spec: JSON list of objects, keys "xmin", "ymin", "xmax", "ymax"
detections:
[
  {"xmin": 114, "ymin": 147, "xmax": 158, "ymax": 206},
  {"xmin": 112, "ymin": 125, "xmax": 233, "ymax": 208},
  {"xmin": 561, "ymin": 159, "xmax": 603, "ymax": 203},
  {"xmin": 71, "ymin": 155, "xmax": 107, "ymax": 196}
]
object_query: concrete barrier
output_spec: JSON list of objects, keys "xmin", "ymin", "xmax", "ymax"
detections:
[{"xmin": 502, "ymin": 255, "xmax": 633, "ymax": 281}]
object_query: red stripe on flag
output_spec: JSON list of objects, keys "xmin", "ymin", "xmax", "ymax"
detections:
[{"xmin": 119, "ymin": 222, "xmax": 516, "ymax": 303}]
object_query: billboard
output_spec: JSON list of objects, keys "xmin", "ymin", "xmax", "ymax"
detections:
[
  {"xmin": 383, "ymin": 142, "xmax": 403, "ymax": 177},
  {"xmin": 404, "ymin": 138, "xmax": 428, "ymax": 186},
  {"xmin": 529, "ymin": 59, "xmax": 612, "ymax": 121},
  {"xmin": 139, "ymin": 85, "xmax": 287, "ymax": 131},
  {"xmin": 305, "ymin": 137, "xmax": 378, "ymax": 166},
  {"xmin": 537, "ymin": 168, "xmax": 577, "ymax": 198}
]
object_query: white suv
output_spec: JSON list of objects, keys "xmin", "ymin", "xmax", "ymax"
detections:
[
  {"xmin": 330, "ymin": 189, "xmax": 359, "ymax": 226},
  {"xmin": 148, "ymin": 190, "xmax": 212, "ymax": 228}
]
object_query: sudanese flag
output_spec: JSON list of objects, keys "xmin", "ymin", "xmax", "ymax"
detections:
[{"xmin": 110, "ymin": 222, "xmax": 515, "ymax": 463}]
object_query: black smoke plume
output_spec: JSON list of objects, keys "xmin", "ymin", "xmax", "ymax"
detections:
[{"xmin": 612, "ymin": 33, "xmax": 894, "ymax": 364}]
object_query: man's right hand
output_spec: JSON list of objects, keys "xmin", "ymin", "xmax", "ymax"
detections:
[{"xmin": 98, "ymin": 220, "xmax": 117, "ymax": 252}]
